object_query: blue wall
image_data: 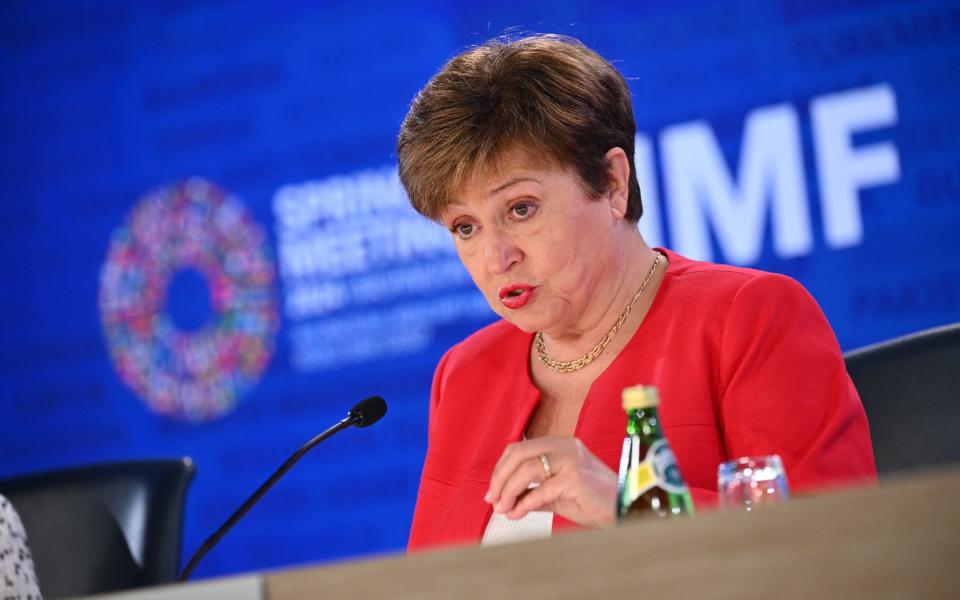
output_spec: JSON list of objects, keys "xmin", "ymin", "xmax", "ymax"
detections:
[{"xmin": 1, "ymin": 0, "xmax": 958, "ymax": 579}]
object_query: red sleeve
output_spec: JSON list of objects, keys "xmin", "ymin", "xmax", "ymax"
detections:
[
  {"xmin": 717, "ymin": 273, "xmax": 876, "ymax": 494},
  {"xmin": 407, "ymin": 347, "xmax": 453, "ymax": 551}
]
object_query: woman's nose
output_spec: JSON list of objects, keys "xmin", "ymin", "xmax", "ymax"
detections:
[{"xmin": 483, "ymin": 230, "xmax": 521, "ymax": 275}]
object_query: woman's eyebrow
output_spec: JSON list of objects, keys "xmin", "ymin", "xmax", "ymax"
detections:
[{"xmin": 487, "ymin": 177, "xmax": 539, "ymax": 197}]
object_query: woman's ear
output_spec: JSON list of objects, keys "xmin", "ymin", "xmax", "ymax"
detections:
[{"xmin": 604, "ymin": 147, "xmax": 630, "ymax": 220}]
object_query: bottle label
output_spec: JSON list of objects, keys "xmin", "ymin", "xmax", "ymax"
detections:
[
  {"xmin": 629, "ymin": 460, "xmax": 656, "ymax": 496},
  {"xmin": 648, "ymin": 439, "xmax": 689, "ymax": 494},
  {"xmin": 630, "ymin": 438, "xmax": 689, "ymax": 497}
]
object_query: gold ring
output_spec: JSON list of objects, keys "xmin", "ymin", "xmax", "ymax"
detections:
[{"xmin": 538, "ymin": 453, "xmax": 552, "ymax": 479}]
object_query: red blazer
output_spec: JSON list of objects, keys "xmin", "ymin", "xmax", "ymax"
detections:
[{"xmin": 408, "ymin": 250, "xmax": 876, "ymax": 551}]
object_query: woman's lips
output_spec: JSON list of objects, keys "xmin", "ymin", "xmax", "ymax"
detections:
[{"xmin": 498, "ymin": 284, "xmax": 536, "ymax": 309}]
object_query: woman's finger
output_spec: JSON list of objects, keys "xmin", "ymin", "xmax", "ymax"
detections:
[
  {"xmin": 486, "ymin": 441, "xmax": 523, "ymax": 504},
  {"xmin": 486, "ymin": 437, "xmax": 568, "ymax": 504},
  {"xmin": 505, "ymin": 477, "xmax": 562, "ymax": 520},
  {"xmin": 493, "ymin": 455, "xmax": 552, "ymax": 514}
]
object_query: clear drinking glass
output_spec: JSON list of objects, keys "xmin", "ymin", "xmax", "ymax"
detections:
[{"xmin": 717, "ymin": 455, "xmax": 790, "ymax": 511}]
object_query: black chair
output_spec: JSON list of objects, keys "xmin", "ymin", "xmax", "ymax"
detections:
[
  {"xmin": 0, "ymin": 458, "xmax": 195, "ymax": 599},
  {"xmin": 844, "ymin": 322, "xmax": 960, "ymax": 476}
]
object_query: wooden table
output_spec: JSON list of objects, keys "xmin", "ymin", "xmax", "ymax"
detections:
[
  {"xmin": 84, "ymin": 467, "xmax": 960, "ymax": 599},
  {"xmin": 267, "ymin": 467, "xmax": 960, "ymax": 599}
]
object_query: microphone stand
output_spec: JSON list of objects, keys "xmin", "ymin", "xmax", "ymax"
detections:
[{"xmin": 178, "ymin": 413, "xmax": 360, "ymax": 581}]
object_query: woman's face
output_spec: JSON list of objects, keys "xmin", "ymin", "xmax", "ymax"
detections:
[{"xmin": 440, "ymin": 152, "xmax": 629, "ymax": 337}]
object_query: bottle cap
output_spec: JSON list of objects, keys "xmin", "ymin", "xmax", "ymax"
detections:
[{"xmin": 622, "ymin": 385, "xmax": 659, "ymax": 410}]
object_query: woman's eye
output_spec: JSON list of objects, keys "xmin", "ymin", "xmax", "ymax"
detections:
[
  {"xmin": 511, "ymin": 202, "xmax": 535, "ymax": 219},
  {"xmin": 453, "ymin": 223, "xmax": 475, "ymax": 238}
]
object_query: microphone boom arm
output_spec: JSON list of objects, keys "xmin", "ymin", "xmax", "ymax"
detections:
[{"xmin": 178, "ymin": 413, "xmax": 360, "ymax": 581}]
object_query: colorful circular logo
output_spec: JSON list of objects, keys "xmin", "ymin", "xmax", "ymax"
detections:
[{"xmin": 99, "ymin": 178, "xmax": 279, "ymax": 422}]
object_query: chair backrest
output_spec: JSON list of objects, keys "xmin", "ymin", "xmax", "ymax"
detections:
[
  {"xmin": 0, "ymin": 458, "xmax": 195, "ymax": 599},
  {"xmin": 844, "ymin": 323, "xmax": 960, "ymax": 475}
]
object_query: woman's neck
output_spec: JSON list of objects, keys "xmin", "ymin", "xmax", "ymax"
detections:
[{"xmin": 538, "ymin": 233, "xmax": 660, "ymax": 360}]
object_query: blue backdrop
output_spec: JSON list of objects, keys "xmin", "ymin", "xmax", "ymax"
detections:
[{"xmin": 1, "ymin": 0, "xmax": 958, "ymax": 580}]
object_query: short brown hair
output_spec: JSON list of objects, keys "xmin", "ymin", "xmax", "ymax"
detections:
[{"xmin": 397, "ymin": 34, "xmax": 642, "ymax": 223}]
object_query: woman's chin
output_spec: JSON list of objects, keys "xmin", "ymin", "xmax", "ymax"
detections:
[
  {"xmin": 497, "ymin": 311, "xmax": 546, "ymax": 334},
  {"xmin": 488, "ymin": 295, "xmax": 553, "ymax": 332}
]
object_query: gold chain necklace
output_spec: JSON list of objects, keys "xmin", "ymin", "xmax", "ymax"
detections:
[{"xmin": 534, "ymin": 251, "xmax": 662, "ymax": 373}]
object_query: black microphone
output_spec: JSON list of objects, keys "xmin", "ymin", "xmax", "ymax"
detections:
[{"xmin": 178, "ymin": 395, "xmax": 387, "ymax": 581}]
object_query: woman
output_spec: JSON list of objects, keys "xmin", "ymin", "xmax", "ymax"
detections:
[
  {"xmin": 1, "ymin": 494, "xmax": 43, "ymax": 599},
  {"xmin": 397, "ymin": 34, "xmax": 876, "ymax": 551}
]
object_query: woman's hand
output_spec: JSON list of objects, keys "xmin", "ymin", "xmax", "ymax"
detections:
[{"xmin": 484, "ymin": 436, "xmax": 618, "ymax": 528}]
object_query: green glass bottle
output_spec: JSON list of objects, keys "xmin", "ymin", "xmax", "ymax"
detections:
[{"xmin": 617, "ymin": 385, "xmax": 695, "ymax": 519}]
